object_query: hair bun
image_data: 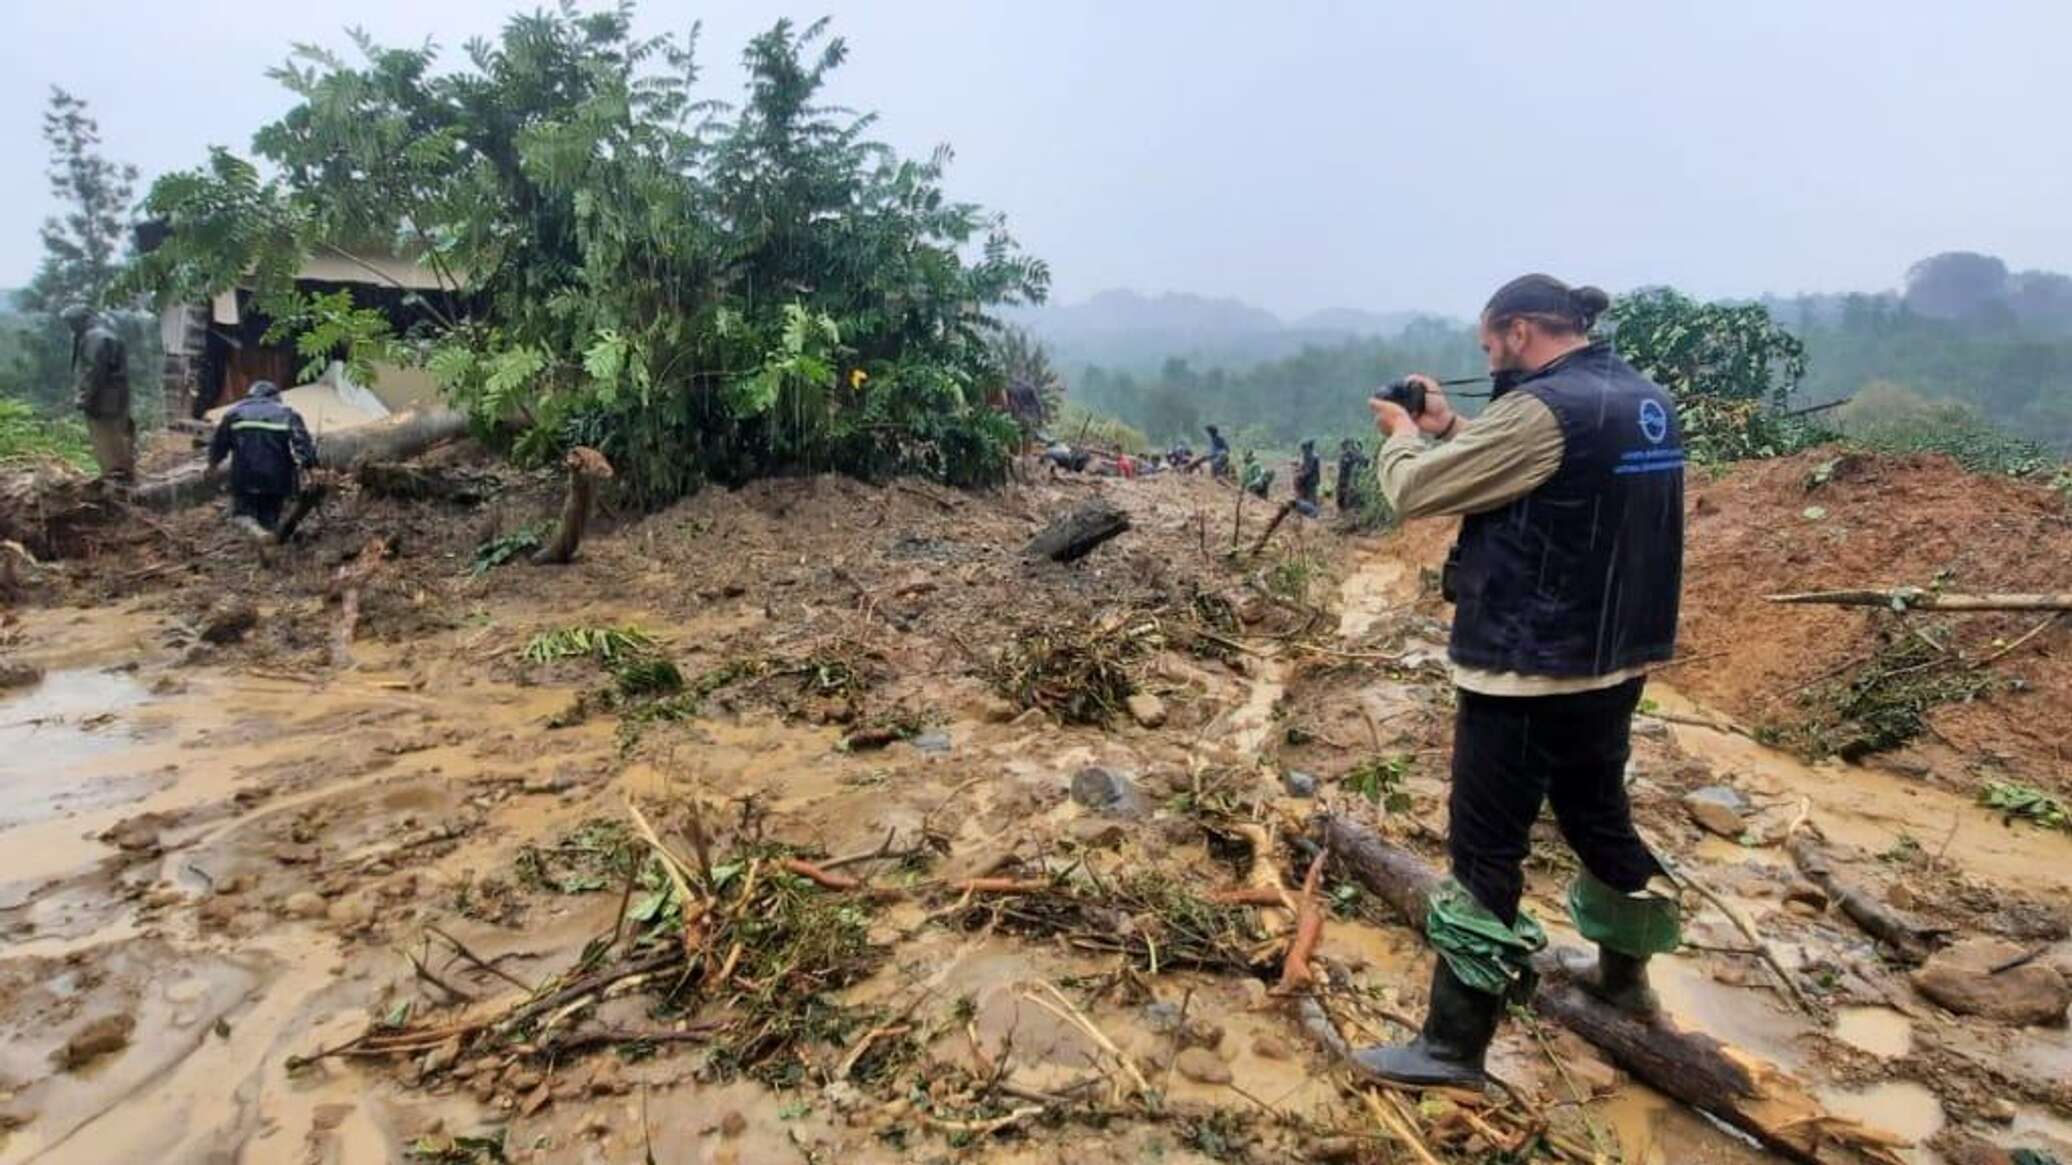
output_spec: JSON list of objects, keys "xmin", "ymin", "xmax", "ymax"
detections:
[{"xmin": 1569, "ymin": 286, "xmax": 1611, "ymax": 316}]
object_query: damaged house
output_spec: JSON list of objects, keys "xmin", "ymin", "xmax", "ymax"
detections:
[{"xmin": 142, "ymin": 236, "xmax": 464, "ymax": 436}]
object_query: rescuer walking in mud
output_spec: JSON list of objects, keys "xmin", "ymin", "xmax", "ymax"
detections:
[
  {"xmin": 1292, "ymin": 438, "xmax": 1322, "ymax": 516},
  {"xmin": 1353, "ymin": 274, "xmax": 1686, "ymax": 1088},
  {"xmin": 206, "ymin": 381, "xmax": 318, "ymax": 537}
]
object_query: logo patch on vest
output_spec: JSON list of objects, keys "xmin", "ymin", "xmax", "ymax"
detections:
[{"xmin": 1638, "ymin": 398, "xmax": 1669, "ymax": 445}]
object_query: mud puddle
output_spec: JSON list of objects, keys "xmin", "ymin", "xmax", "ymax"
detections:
[{"xmin": 0, "ymin": 668, "xmax": 162, "ymax": 829}]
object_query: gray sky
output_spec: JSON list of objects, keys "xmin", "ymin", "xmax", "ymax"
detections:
[{"xmin": 5, "ymin": 1, "xmax": 2067, "ymax": 317}]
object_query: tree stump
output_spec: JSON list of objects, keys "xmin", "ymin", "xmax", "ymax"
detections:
[
  {"xmin": 533, "ymin": 447, "xmax": 613, "ymax": 566},
  {"xmin": 1025, "ymin": 498, "xmax": 1130, "ymax": 563}
]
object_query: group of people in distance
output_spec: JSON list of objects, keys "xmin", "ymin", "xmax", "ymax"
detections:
[{"xmin": 1038, "ymin": 419, "xmax": 1374, "ymax": 520}]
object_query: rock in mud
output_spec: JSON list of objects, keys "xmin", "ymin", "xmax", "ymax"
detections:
[
  {"xmin": 53, "ymin": 1013, "xmax": 135, "ymax": 1070},
  {"xmin": 327, "ymin": 895, "xmax": 375, "ymax": 929},
  {"xmin": 100, "ymin": 814, "xmax": 167, "ymax": 853},
  {"xmin": 1282, "ymin": 770, "xmax": 1318, "ymax": 798},
  {"xmin": 283, "ymin": 891, "xmax": 328, "ymax": 919},
  {"xmin": 1251, "ymin": 1033, "xmax": 1292, "ymax": 1060},
  {"xmin": 1125, "ymin": 692, "xmax": 1168, "ymax": 728},
  {"xmin": 198, "ymin": 597, "xmax": 259, "ymax": 645},
  {"xmin": 1682, "ymin": 786, "xmax": 1750, "ymax": 837},
  {"xmin": 1173, "ymin": 1047, "xmax": 1232, "ymax": 1085},
  {"xmin": 1912, "ymin": 937, "xmax": 2071, "ymax": 1026},
  {"xmin": 1067, "ymin": 818, "xmax": 1127, "ymax": 849},
  {"xmin": 1069, "ymin": 766, "xmax": 1147, "ymax": 819},
  {"xmin": 910, "ymin": 731, "xmax": 953, "ymax": 755},
  {"xmin": 977, "ymin": 696, "xmax": 1018, "ymax": 723},
  {"xmin": 0, "ymin": 659, "xmax": 41, "ymax": 689}
]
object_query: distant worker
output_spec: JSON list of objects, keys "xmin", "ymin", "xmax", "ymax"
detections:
[
  {"xmin": 1040, "ymin": 440, "xmax": 1090, "ymax": 477},
  {"xmin": 62, "ymin": 305, "xmax": 133, "ymax": 484},
  {"xmin": 1239, "ymin": 449, "xmax": 1273, "ymax": 498},
  {"xmin": 206, "ymin": 381, "xmax": 318, "ymax": 536},
  {"xmin": 1334, "ymin": 438, "xmax": 1370, "ymax": 513},
  {"xmin": 1206, "ymin": 425, "xmax": 1231, "ymax": 478},
  {"xmin": 1292, "ymin": 438, "xmax": 1322, "ymax": 516},
  {"xmin": 1353, "ymin": 275, "xmax": 1685, "ymax": 1089}
]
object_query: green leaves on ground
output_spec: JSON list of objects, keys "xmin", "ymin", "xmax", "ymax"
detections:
[
  {"xmin": 521, "ymin": 624, "xmax": 659, "ymax": 665},
  {"xmin": 1979, "ymin": 782, "xmax": 2070, "ymax": 833},
  {"xmin": 1345, "ymin": 753, "xmax": 1414, "ymax": 813}
]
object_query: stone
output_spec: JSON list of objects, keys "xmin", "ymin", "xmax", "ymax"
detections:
[
  {"xmin": 273, "ymin": 843, "xmax": 320, "ymax": 865},
  {"xmin": 910, "ymin": 732, "xmax": 953, "ymax": 755},
  {"xmin": 505, "ymin": 1068, "xmax": 543, "ymax": 1094},
  {"xmin": 327, "ymin": 895, "xmax": 375, "ymax": 929},
  {"xmin": 1282, "ymin": 771, "xmax": 1318, "ymax": 798},
  {"xmin": 521, "ymin": 771, "xmax": 571, "ymax": 795},
  {"xmin": 1125, "ymin": 693, "xmax": 1168, "ymax": 728},
  {"xmin": 1682, "ymin": 786, "xmax": 1750, "ymax": 837},
  {"xmin": 1250, "ymin": 1034, "xmax": 1292, "ymax": 1060},
  {"xmin": 284, "ymin": 891, "xmax": 328, "ymax": 919},
  {"xmin": 1178, "ymin": 1018, "xmax": 1225, "ymax": 1051},
  {"xmin": 977, "ymin": 696, "xmax": 1018, "ymax": 724},
  {"xmin": 587, "ymin": 1057, "xmax": 625, "ymax": 1095},
  {"xmin": 1886, "ymin": 881, "xmax": 1920, "ymax": 911},
  {"xmin": 0, "ymin": 660, "xmax": 43, "ymax": 690},
  {"xmin": 102, "ymin": 816, "xmax": 165, "ymax": 853},
  {"xmin": 1069, "ymin": 766, "xmax": 1148, "ymax": 819},
  {"xmin": 53, "ymin": 1013, "xmax": 135, "ymax": 1070},
  {"xmin": 1912, "ymin": 937, "xmax": 2072, "ymax": 1026},
  {"xmin": 1141, "ymin": 1001, "xmax": 1182, "ymax": 1033},
  {"xmin": 1173, "ymin": 1047, "xmax": 1232, "ymax": 1085},
  {"xmin": 198, "ymin": 598, "xmax": 260, "ymax": 645},
  {"xmin": 718, "ymin": 1110, "xmax": 748, "ymax": 1139},
  {"xmin": 1067, "ymin": 819, "xmax": 1127, "ymax": 850}
]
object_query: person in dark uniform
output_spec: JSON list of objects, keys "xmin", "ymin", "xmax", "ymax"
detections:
[
  {"xmin": 1204, "ymin": 424, "xmax": 1230, "ymax": 478},
  {"xmin": 62, "ymin": 305, "xmax": 133, "ymax": 483},
  {"xmin": 1334, "ymin": 438, "xmax": 1370, "ymax": 513},
  {"xmin": 1353, "ymin": 274, "xmax": 1685, "ymax": 1088},
  {"xmin": 206, "ymin": 381, "xmax": 318, "ymax": 535},
  {"xmin": 1291, "ymin": 438, "xmax": 1322, "ymax": 516}
]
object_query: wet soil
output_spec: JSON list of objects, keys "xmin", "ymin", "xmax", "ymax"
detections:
[{"xmin": 0, "ymin": 450, "xmax": 2067, "ymax": 1164}]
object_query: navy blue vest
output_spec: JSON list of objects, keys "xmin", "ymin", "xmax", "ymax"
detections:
[{"xmin": 1447, "ymin": 342, "xmax": 1683, "ymax": 678}]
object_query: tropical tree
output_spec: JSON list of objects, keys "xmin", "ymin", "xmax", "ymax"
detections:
[
  {"xmin": 1606, "ymin": 287, "xmax": 1815, "ymax": 462},
  {"xmin": 129, "ymin": 9, "xmax": 1048, "ymax": 504},
  {"xmin": 22, "ymin": 87, "xmax": 138, "ymax": 314}
]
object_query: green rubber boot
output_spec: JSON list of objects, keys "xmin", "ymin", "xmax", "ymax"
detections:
[{"xmin": 1351, "ymin": 961, "xmax": 1503, "ymax": 1088}]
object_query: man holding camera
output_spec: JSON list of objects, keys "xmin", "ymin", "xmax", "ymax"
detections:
[{"xmin": 1353, "ymin": 274, "xmax": 1686, "ymax": 1088}]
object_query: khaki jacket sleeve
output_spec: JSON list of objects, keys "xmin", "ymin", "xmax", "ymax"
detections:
[{"xmin": 1375, "ymin": 393, "xmax": 1565, "ymax": 519}]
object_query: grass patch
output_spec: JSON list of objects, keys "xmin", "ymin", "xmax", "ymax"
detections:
[
  {"xmin": 514, "ymin": 818, "xmax": 636, "ymax": 894},
  {"xmin": 0, "ymin": 399, "xmax": 94, "ymax": 470},
  {"xmin": 1262, "ymin": 548, "xmax": 1326, "ymax": 605}
]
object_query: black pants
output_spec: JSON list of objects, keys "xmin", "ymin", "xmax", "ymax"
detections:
[
  {"xmin": 1447, "ymin": 677, "xmax": 1661, "ymax": 927},
  {"xmin": 232, "ymin": 492, "xmax": 286, "ymax": 532}
]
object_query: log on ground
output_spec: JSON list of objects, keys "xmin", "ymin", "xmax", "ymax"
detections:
[
  {"xmin": 1314, "ymin": 813, "xmax": 1907, "ymax": 1165},
  {"xmin": 1025, "ymin": 498, "xmax": 1130, "ymax": 563},
  {"xmin": 1786, "ymin": 829, "xmax": 1948, "ymax": 965}
]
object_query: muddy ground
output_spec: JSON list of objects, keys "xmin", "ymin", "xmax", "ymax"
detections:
[{"xmin": 1, "ymin": 448, "xmax": 2068, "ymax": 1165}]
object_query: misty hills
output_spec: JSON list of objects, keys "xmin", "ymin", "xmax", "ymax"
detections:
[{"xmin": 1003, "ymin": 289, "xmax": 1441, "ymax": 371}]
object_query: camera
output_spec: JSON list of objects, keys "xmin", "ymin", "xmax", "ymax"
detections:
[{"xmin": 1371, "ymin": 377, "xmax": 1429, "ymax": 417}]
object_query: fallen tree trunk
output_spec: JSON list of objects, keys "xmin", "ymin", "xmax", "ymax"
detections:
[
  {"xmin": 1315, "ymin": 814, "xmax": 1907, "ymax": 1165},
  {"xmin": 1766, "ymin": 589, "xmax": 2072, "ymax": 612},
  {"xmin": 1786, "ymin": 829, "xmax": 1948, "ymax": 965},
  {"xmin": 133, "ymin": 409, "xmax": 470, "ymax": 513},
  {"xmin": 531, "ymin": 446, "xmax": 612, "ymax": 566},
  {"xmin": 1024, "ymin": 498, "xmax": 1130, "ymax": 563}
]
